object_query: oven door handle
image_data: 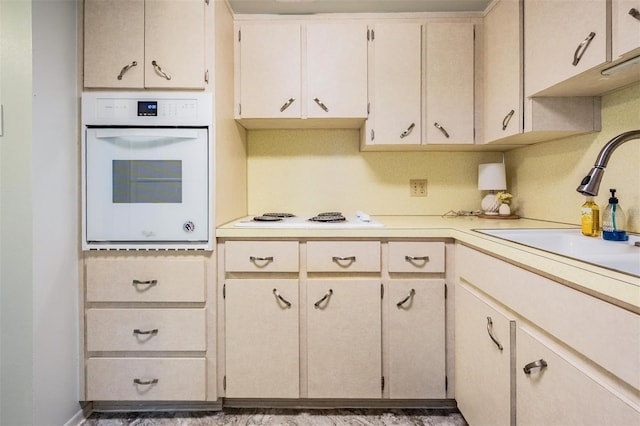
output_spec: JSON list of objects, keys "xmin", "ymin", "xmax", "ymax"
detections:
[{"xmin": 93, "ymin": 129, "xmax": 202, "ymax": 140}]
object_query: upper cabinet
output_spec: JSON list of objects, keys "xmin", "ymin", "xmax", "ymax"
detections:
[
  {"xmin": 235, "ymin": 21, "xmax": 368, "ymax": 127},
  {"xmin": 612, "ymin": 0, "xmax": 640, "ymax": 59},
  {"xmin": 365, "ymin": 23, "xmax": 423, "ymax": 147},
  {"xmin": 84, "ymin": 0, "xmax": 206, "ymax": 90},
  {"xmin": 424, "ymin": 23, "xmax": 475, "ymax": 145},
  {"xmin": 524, "ymin": 0, "xmax": 608, "ymax": 97}
]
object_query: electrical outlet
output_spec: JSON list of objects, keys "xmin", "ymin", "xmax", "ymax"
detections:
[{"xmin": 410, "ymin": 179, "xmax": 428, "ymax": 197}]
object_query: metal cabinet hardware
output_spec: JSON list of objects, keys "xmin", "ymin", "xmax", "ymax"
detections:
[
  {"xmin": 132, "ymin": 279, "xmax": 158, "ymax": 287},
  {"xmin": 434, "ymin": 122, "xmax": 450, "ymax": 138},
  {"xmin": 151, "ymin": 60, "xmax": 172, "ymax": 80},
  {"xmin": 332, "ymin": 256, "xmax": 356, "ymax": 262},
  {"xmin": 405, "ymin": 255, "xmax": 429, "ymax": 263},
  {"xmin": 133, "ymin": 378, "xmax": 159, "ymax": 385},
  {"xmin": 396, "ymin": 288, "xmax": 416, "ymax": 308},
  {"xmin": 572, "ymin": 32, "xmax": 596, "ymax": 66},
  {"xmin": 400, "ymin": 123, "xmax": 416, "ymax": 139},
  {"xmin": 280, "ymin": 98, "xmax": 296, "ymax": 112},
  {"xmin": 523, "ymin": 359, "xmax": 548, "ymax": 374},
  {"xmin": 133, "ymin": 328, "xmax": 158, "ymax": 336},
  {"xmin": 502, "ymin": 109, "xmax": 515, "ymax": 131},
  {"xmin": 313, "ymin": 97, "xmax": 329, "ymax": 112},
  {"xmin": 117, "ymin": 61, "xmax": 137, "ymax": 80},
  {"xmin": 250, "ymin": 256, "xmax": 274, "ymax": 264},
  {"xmin": 629, "ymin": 8, "xmax": 640, "ymax": 20},
  {"xmin": 314, "ymin": 288, "xmax": 333, "ymax": 309},
  {"xmin": 486, "ymin": 317, "xmax": 504, "ymax": 351},
  {"xmin": 273, "ymin": 288, "xmax": 292, "ymax": 309}
]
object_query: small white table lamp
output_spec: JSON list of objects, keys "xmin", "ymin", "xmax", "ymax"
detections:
[{"xmin": 478, "ymin": 163, "xmax": 507, "ymax": 215}]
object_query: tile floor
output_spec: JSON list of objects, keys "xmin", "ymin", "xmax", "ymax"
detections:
[{"xmin": 83, "ymin": 408, "xmax": 468, "ymax": 425}]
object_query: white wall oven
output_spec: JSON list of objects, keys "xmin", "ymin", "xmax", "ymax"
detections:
[{"xmin": 82, "ymin": 92, "xmax": 213, "ymax": 250}]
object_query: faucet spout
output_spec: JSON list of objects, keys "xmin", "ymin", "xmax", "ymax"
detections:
[{"xmin": 576, "ymin": 130, "xmax": 640, "ymax": 196}]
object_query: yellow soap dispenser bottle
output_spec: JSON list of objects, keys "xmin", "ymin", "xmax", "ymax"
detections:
[{"xmin": 581, "ymin": 196, "xmax": 600, "ymax": 236}]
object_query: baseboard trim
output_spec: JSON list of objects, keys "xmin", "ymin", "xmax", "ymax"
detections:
[
  {"xmin": 91, "ymin": 400, "xmax": 224, "ymax": 412},
  {"xmin": 222, "ymin": 398, "xmax": 458, "ymax": 410},
  {"xmin": 64, "ymin": 403, "xmax": 93, "ymax": 426}
]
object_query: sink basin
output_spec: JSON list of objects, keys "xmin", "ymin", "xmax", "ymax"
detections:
[{"xmin": 476, "ymin": 228, "xmax": 640, "ymax": 277}]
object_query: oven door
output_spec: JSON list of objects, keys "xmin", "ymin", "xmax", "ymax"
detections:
[{"xmin": 85, "ymin": 127, "xmax": 209, "ymax": 245}]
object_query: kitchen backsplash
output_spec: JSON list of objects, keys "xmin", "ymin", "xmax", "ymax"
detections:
[{"xmin": 246, "ymin": 83, "xmax": 639, "ymax": 233}]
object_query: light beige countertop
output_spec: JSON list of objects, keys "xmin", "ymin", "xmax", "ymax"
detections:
[{"xmin": 217, "ymin": 215, "xmax": 640, "ymax": 313}]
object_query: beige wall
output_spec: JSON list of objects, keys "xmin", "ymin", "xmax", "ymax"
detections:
[
  {"xmin": 507, "ymin": 83, "xmax": 640, "ymax": 233},
  {"xmin": 247, "ymin": 130, "xmax": 503, "ymax": 216},
  {"xmin": 246, "ymin": 83, "xmax": 639, "ymax": 233}
]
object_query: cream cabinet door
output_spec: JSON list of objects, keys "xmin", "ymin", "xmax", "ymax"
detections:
[
  {"xmin": 387, "ymin": 280, "xmax": 446, "ymax": 399},
  {"xmin": 612, "ymin": 0, "xmax": 640, "ymax": 59},
  {"xmin": 524, "ymin": 0, "xmax": 607, "ymax": 96},
  {"xmin": 483, "ymin": 0, "xmax": 522, "ymax": 143},
  {"xmin": 144, "ymin": 0, "xmax": 205, "ymax": 89},
  {"xmin": 238, "ymin": 23, "xmax": 302, "ymax": 118},
  {"xmin": 307, "ymin": 279, "xmax": 381, "ymax": 398},
  {"xmin": 306, "ymin": 23, "xmax": 368, "ymax": 118},
  {"xmin": 84, "ymin": 0, "xmax": 145, "ymax": 88},
  {"xmin": 366, "ymin": 23, "xmax": 422, "ymax": 146},
  {"xmin": 224, "ymin": 279, "xmax": 300, "ymax": 398},
  {"xmin": 425, "ymin": 23, "xmax": 475, "ymax": 144},
  {"xmin": 455, "ymin": 282, "xmax": 515, "ymax": 426},
  {"xmin": 516, "ymin": 325, "xmax": 640, "ymax": 426}
]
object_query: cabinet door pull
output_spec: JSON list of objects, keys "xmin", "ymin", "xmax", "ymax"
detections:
[
  {"xmin": 332, "ymin": 256, "xmax": 356, "ymax": 267},
  {"xmin": 133, "ymin": 378, "xmax": 159, "ymax": 386},
  {"xmin": 133, "ymin": 328, "xmax": 158, "ymax": 336},
  {"xmin": 314, "ymin": 289, "xmax": 333, "ymax": 309},
  {"xmin": 572, "ymin": 32, "xmax": 596, "ymax": 66},
  {"xmin": 400, "ymin": 122, "xmax": 415, "ymax": 139},
  {"xmin": 434, "ymin": 122, "xmax": 450, "ymax": 138},
  {"xmin": 523, "ymin": 359, "xmax": 548, "ymax": 375},
  {"xmin": 396, "ymin": 288, "xmax": 416, "ymax": 308},
  {"xmin": 132, "ymin": 279, "xmax": 158, "ymax": 288},
  {"xmin": 249, "ymin": 256, "xmax": 274, "ymax": 265},
  {"xmin": 117, "ymin": 61, "xmax": 137, "ymax": 80},
  {"xmin": 629, "ymin": 8, "xmax": 640, "ymax": 20},
  {"xmin": 502, "ymin": 109, "xmax": 515, "ymax": 130},
  {"xmin": 313, "ymin": 97, "xmax": 329, "ymax": 112},
  {"xmin": 280, "ymin": 97, "xmax": 296, "ymax": 112},
  {"xmin": 273, "ymin": 288, "xmax": 292, "ymax": 309},
  {"xmin": 151, "ymin": 60, "xmax": 172, "ymax": 80},
  {"xmin": 405, "ymin": 255, "xmax": 429, "ymax": 263},
  {"xmin": 486, "ymin": 317, "xmax": 504, "ymax": 351}
]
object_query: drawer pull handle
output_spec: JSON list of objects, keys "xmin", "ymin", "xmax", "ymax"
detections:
[
  {"xmin": 396, "ymin": 288, "xmax": 416, "ymax": 308},
  {"xmin": 486, "ymin": 317, "xmax": 504, "ymax": 351},
  {"xmin": 280, "ymin": 97, "xmax": 296, "ymax": 112},
  {"xmin": 332, "ymin": 256, "xmax": 356, "ymax": 265},
  {"xmin": 572, "ymin": 32, "xmax": 596, "ymax": 66},
  {"xmin": 502, "ymin": 109, "xmax": 515, "ymax": 130},
  {"xmin": 273, "ymin": 288, "xmax": 292, "ymax": 309},
  {"xmin": 434, "ymin": 122, "xmax": 450, "ymax": 138},
  {"xmin": 523, "ymin": 359, "xmax": 548, "ymax": 375},
  {"xmin": 314, "ymin": 289, "xmax": 333, "ymax": 309},
  {"xmin": 250, "ymin": 256, "xmax": 274, "ymax": 265},
  {"xmin": 630, "ymin": 8, "xmax": 640, "ymax": 20},
  {"xmin": 313, "ymin": 97, "xmax": 329, "ymax": 112},
  {"xmin": 405, "ymin": 255, "xmax": 429, "ymax": 263},
  {"xmin": 132, "ymin": 279, "xmax": 158, "ymax": 288},
  {"xmin": 133, "ymin": 378, "xmax": 159, "ymax": 386},
  {"xmin": 117, "ymin": 61, "xmax": 137, "ymax": 80},
  {"xmin": 133, "ymin": 329, "xmax": 158, "ymax": 336},
  {"xmin": 151, "ymin": 60, "xmax": 172, "ymax": 80}
]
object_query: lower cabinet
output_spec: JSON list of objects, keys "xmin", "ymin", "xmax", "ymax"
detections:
[
  {"xmin": 224, "ymin": 279, "xmax": 300, "ymax": 398},
  {"xmin": 455, "ymin": 282, "xmax": 514, "ymax": 426},
  {"xmin": 307, "ymin": 279, "xmax": 382, "ymax": 398}
]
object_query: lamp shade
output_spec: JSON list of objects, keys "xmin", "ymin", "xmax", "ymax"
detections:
[{"xmin": 478, "ymin": 163, "xmax": 506, "ymax": 190}]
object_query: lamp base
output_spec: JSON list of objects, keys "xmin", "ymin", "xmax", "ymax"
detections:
[{"xmin": 481, "ymin": 193, "xmax": 501, "ymax": 215}]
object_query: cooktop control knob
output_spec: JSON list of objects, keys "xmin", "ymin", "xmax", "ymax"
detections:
[{"xmin": 183, "ymin": 221, "xmax": 195, "ymax": 233}]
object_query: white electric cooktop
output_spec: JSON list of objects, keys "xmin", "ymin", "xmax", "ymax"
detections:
[{"xmin": 234, "ymin": 211, "xmax": 384, "ymax": 229}]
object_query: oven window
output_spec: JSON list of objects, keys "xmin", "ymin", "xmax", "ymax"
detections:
[{"xmin": 112, "ymin": 160, "xmax": 182, "ymax": 203}]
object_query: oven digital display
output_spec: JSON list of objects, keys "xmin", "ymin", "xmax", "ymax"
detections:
[{"xmin": 137, "ymin": 101, "xmax": 158, "ymax": 116}]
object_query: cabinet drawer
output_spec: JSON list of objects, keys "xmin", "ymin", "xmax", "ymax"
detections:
[
  {"xmin": 86, "ymin": 309, "xmax": 206, "ymax": 352},
  {"xmin": 86, "ymin": 357, "xmax": 205, "ymax": 401},
  {"xmin": 388, "ymin": 241, "xmax": 445, "ymax": 273},
  {"xmin": 86, "ymin": 258, "xmax": 206, "ymax": 303},
  {"xmin": 307, "ymin": 241, "xmax": 380, "ymax": 272},
  {"xmin": 225, "ymin": 241, "xmax": 299, "ymax": 272}
]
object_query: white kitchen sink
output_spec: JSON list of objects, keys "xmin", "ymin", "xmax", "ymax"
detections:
[{"xmin": 476, "ymin": 228, "xmax": 640, "ymax": 277}]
